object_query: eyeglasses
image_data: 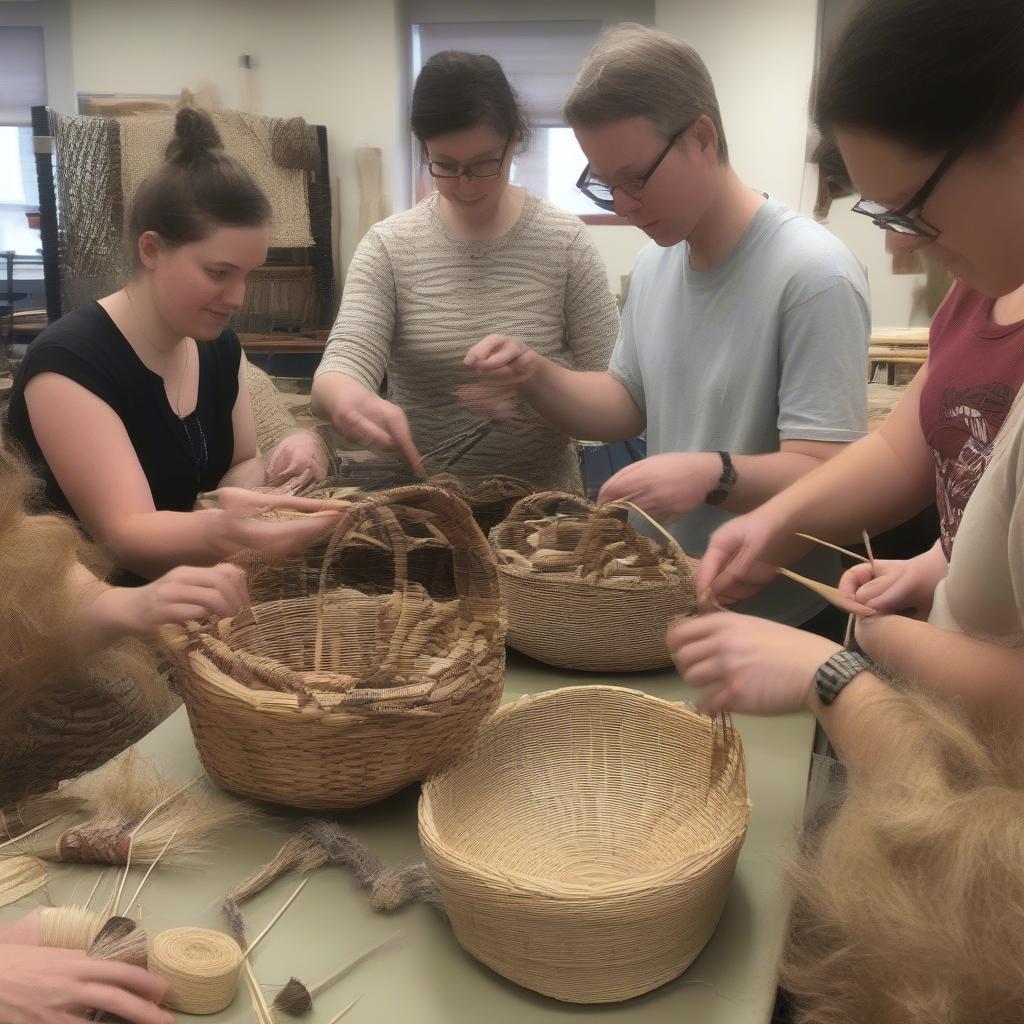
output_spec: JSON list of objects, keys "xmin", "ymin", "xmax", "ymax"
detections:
[
  {"xmin": 427, "ymin": 141, "xmax": 510, "ymax": 180},
  {"xmin": 851, "ymin": 143, "xmax": 964, "ymax": 238},
  {"xmin": 576, "ymin": 128, "xmax": 686, "ymax": 212}
]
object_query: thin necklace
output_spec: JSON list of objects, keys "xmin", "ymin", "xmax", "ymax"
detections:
[
  {"xmin": 124, "ymin": 287, "xmax": 192, "ymax": 418},
  {"xmin": 123, "ymin": 287, "xmax": 207, "ymax": 484}
]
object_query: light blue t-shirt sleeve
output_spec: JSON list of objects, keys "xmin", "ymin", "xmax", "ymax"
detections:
[
  {"xmin": 608, "ymin": 283, "xmax": 647, "ymax": 416},
  {"xmin": 777, "ymin": 275, "xmax": 869, "ymax": 442}
]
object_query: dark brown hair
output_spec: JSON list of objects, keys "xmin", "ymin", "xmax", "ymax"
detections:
[
  {"xmin": 815, "ymin": 0, "xmax": 1024, "ymax": 153},
  {"xmin": 128, "ymin": 107, "xmax": 271, "ymax": 261},
  {"xmin": 410, "ymin": 51, "xmax": 530, "ymax": 151}
]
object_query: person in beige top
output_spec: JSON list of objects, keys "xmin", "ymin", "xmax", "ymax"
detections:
[{"xmin": 311, "ymin": 51, "xmax": 618, "ymax": 491}]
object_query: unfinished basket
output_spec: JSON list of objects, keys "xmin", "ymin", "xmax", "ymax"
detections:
[
  {"xmin": 419, "ymin": 685, "xmax": 750, "ymax": 1003},
  {"xmin": 490, "ymin": 492, "xmax": 697, "ymax": 671},
  {"xmin": 427, "ymin": 473, "xmax": 536, "ymax": 535},
  {"xmin": 169, "ymin": 486, "xmax": 506, "ymax": 809}
]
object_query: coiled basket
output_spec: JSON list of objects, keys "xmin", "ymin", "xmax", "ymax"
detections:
[
  {"xmin": 170, "ymin": 486, "xmax": 506, "ymax": 809},
  {"xmin": 419, "ymin": 685, "xmax": 751, "ymax": 1003},
  {"xmin": 490, "ymin": 492, "xmax": 698, "ymax": 671}
]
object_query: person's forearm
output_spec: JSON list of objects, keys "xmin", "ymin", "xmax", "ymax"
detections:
[
  {"xmin": 720, "ymin": 449, "xmax": 836, "ymax": 515},
  {"xmin": 754, "ymin": 429, "xmax": 934, "ymax": 566},
  {"xmin": 219, "ymin": 455, "xmax": 265, "ymax": 489},
  {"xmin": 520, "ymin": 364, "xmax": 645, "ymax": 442},
  {"xmin": 311, "ymin": 371, "xmax": 371, "ymax": 422},
  {"xmin": 104, "ymin": 510, "xmax": 227, "ymax": 580},
  {"xmin": 806, "ymin": 669, "xmax": 900, "ymax": 774},
  {"xmin": 859, "ymin": 615, "xmax": 1024, "ymax": 717}
]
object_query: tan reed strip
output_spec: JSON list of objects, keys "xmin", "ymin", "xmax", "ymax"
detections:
[
  {"xmin": 0, "ymin": 856, "xmax": 46, "ymax": 907},
  {"xmin": 419, "ymin": 685, "xmax": 750, "ymax": 1004},
  {"xmin": 794, "ymin": 533, "xmax": 869, "ymax": 563},
  {"xmin": 243, "ymin": 958, "xmax": 274, "ymax": 1024},
  {"xmin": 776, "ymin": 567, "xmax": 876, "ymax": 616},
  {"xmin": 861, "ymin": 528, "xmax": 877, "ymax": 572},
  {"xmin": 112, "ymin": 777, "xmax": 201, "ymax": 915},
  {"xmin": 325, "ymin": 997, "xmax": 360, "ymax": 1023},
  {"xmin": 0, "ymin": 816, "xmax": 59, "ymax": 852},
  {"xmin": 123, "ymin": 825, "xmax": 179, "ymax": 915},
  {"xmin": 243, "ymin": 876, "xmax": 309, "ymax": 958},
  {"xmin": 150, "ymin": 927, "xmax": 244, "ymax": 1015},
  {"xmin": 84, "ymin": 870, "xmax": 107, "ymax": 911},
  {"xmin": 490, "ymin": 491, "xmax": 698, "ymax": 671}
]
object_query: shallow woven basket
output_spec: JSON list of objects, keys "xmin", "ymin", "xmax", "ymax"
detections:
[
  {"xmin": 419, "ymin": 686, "xmax": 750, "ymax": 1003},
  {"xmin": 171, "ymin": 486, "xmax": 506, "ymax": 810},
  {"xmin": 490, "ymin": 492, "xmax": 697, "ymax": 671}
]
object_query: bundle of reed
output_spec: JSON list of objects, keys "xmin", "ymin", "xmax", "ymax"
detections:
[
  {"xmin": 419, "ymin": 685, "xmax": 750, "ymax": 1003},
  {"xmin": 170, "ymin": 486, "xmax": 506, "ymax": 809},
  {"xmin": 490, "ymin": 492, "xmax": 698, "ymax": 671},
  {"xmin": 0, "ymin": 856, "xmax": 46, "ymax": 907},
  {"xmin": 17, "ymin": 749, "xmax": 247, "ymax": 866},
  {"xmin": 0, "ymin": 791, "xmax": 85, "ymax": 842}
]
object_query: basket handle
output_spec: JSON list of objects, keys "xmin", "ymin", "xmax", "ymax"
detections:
[
  {"xmin": 313, "ymin": 486, "xmax": 502, "ymax": 640},
  {"xmin": 606, "ymin": 499, "xmax": 688, "ymax": 564}
]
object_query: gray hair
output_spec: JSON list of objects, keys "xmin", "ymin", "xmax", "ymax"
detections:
[{"xmin": 564, "ymin": 23, "xmax": 729, "ymax": 164}]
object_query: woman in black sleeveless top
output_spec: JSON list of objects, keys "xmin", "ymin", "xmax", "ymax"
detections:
[{"xmin": 6, "ymin": 108, "xmax": 330, "ymax": 582}]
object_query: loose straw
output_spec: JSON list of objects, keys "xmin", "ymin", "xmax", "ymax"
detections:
[
  {"xmin": 0, "ymin": 816, "xmax": 59, "ymax": 852},
  {"xmin": 150, "ymin": 927, "xmax": 244, "ymax": 1015},
  {"xmin": 326, "ymin": 997, "xmax": 360, "ymax": 1023},
  {"xmin": 112, "ymin": 777, "xmax": 201, "ymax": 915},
  {"xmin": 244, "ymin": 876, "xmax": 309, "ymax": 958}
]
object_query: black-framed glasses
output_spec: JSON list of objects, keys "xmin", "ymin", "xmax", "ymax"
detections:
[
  {"xmin": 851, "ymin": 143, "xmax": 965, "ymax": 238},
  {"xmin": 576, "ymin": 128, "xmax": 685, "ymax": 212},
  {"xmin": 427, "ymin": 140, "xmax": 510, "ymax": 180}
]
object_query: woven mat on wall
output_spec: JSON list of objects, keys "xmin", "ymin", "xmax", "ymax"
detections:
[{"xmin": 118, "ymin": 110, "xmax": 314, "ymax": 248}]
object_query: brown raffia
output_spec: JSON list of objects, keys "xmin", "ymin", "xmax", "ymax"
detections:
[
  {"xmin": 490, "ymin": 492, "xmax": 698, "ymax": 671},
  {"xmin": 419, "ymin": 685, "xmax": 750, "ymax": 1004},
  {"xmin": 170, "ymin": 486, "xmax": 505, "ymax": 810}
]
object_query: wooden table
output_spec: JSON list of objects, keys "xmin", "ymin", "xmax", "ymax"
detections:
[{"xmin": 1, "ymin": 654, "xmax": 814, "ymax": 1023}]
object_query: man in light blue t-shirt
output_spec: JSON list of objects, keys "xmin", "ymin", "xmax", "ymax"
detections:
[{"xmin": 461, "ymin": 24, "xmax": 869, "ymax": 632}]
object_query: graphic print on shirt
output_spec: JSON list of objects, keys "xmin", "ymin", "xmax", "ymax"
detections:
[{"xmin": 931, "ymin": 380, "xmax": 1015, "ymax": 557}]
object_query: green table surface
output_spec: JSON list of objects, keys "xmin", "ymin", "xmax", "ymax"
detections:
[{"xmin": 2, "ymin": 653, "xmax": 813, "ymax": 1023}]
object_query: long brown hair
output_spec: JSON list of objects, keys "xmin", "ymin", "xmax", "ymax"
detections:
[{"xmin": 782, "ymin": 685, "xmax": 1024, "ymax": 1023}]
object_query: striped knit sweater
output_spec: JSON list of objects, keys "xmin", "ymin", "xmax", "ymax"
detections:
[{"xmin": 315, "ymin": 189, "xmax": 619, "ymax": 490}]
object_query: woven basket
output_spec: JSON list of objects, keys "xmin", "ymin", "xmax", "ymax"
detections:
[
  {"xmin": 490, "ymin": 492, "xmax": 697, "ymax": 671},
  {"xmin": 419, "ymin": 685, "xmax": 750, "ymax": 1003},
  {"xmin": 171, "ymin": 486, "xmax": 506, "ymax": 810},
  {"xmin": 427, "ymin": 473, "xmax": 536, "ymax": 535}
]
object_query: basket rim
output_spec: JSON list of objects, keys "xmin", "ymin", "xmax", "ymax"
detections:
[
  {"xmin": 419, "ymin": 684, "xmax": 751, "ymax": 897},
  {"xmin": 494, "ymin": 560, "xmax": 692, "ymax": 593}
]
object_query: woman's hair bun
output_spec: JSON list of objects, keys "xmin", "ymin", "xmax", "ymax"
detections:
[{"xmin": 165, "ymin": 107, "xmax": 223, "ymax": 165}]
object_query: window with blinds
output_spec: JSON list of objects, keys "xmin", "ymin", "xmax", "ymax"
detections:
[
  {"xmin": 0, "ymin": 25, "xmax": 46, "ymax": 254},
  {"xmin": 410, "ymin": 15, "xmax": 644, "ymax": 218}
]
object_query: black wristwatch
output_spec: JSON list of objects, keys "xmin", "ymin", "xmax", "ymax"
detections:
[
  {"xmin": 813, "ymin": 645, "xmax": 873, "ymax": 706},
  {"xmin": 705, "ymin": 451, "xmax": 737, "ymax": 506}
]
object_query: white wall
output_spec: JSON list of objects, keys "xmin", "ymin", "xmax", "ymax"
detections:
[
  {"xmin": 0, "ymin": 0, "xmax": 74, "ymax": 113},
  {"xmin": 56, "ymin": 0, "xmax": 924, "ymax": 325},
  {"xmin": 67, "ymin": 0, "xmax": 404, "ymax": 281}
]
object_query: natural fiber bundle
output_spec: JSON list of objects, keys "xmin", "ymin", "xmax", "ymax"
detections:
[
  {"xmin": 0, "ymin": 447, "xmax": 172, "ymax": 804},
  {"xmin": 419, "ymin": 685, "xmax": 750, "ymax": 1003},
  {"xmin": 171, "ymin": 486, "xmax": 505, "ymax": 810},
  {"xmin": 0, "ymin": 792, "xmax": 85, "ymax": 842},
  {"xmin": 39, "ymin": 905, "xmax": 106, "ymax": 950},
  {"xmin": 0, "ymin": 855, "xmax": 46, "ymax": 907},
  {"xmin": 223, "ymin": 819, "xmax": 442, "ymax": 946},
  {"xmin": 19, "ymin": 750, "xmax": 247, "ymax": 866},
  {"xmin": 150, "ymin": 927, "xmax": 243, "ymax": 1015},
  {"xmin": 88, "ymin": 914, "xmax": 149, "ymax": 967},
  {"xmin": 490, "ymin": 492, "xmax": 698, "ymax": 671}
]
